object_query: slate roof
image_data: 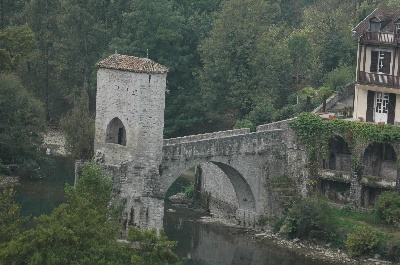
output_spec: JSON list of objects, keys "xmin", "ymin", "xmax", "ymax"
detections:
[
  {"xmin": 352, "ymin": 7, "xmax": 400, "ymax": 37},
  {"xmin": 97, "ymin": 54, "xmax": 168, "ymax": 74}
]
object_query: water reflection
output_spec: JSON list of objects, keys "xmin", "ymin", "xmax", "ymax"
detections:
[
  {"xmin": 164, "ymin": 201, "xmax": 334, "ymax": 265},
  {"xmin": 14, "ymin": 157, "xmax": 335, "ymax": 265},
  {"xmin": 14, "ymin": 156, "xmax": 75, "ymax": 218}
]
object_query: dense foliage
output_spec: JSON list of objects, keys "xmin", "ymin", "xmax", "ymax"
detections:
[
  {"xmin": 279, "ymin": 197, "xmax": 338, "ymax": 242},
  {"xmin": 275, "ymin": 195, "xmax": 400, "ymax": 261},
  {"xmin": 345, "ymin": 226, "xmax": 379, "ymax": 257},
  {"xmin": 0, "ymin": 0, "xmax": 397, "ymax": 158},
  {"xmin": 0, "ymin": 73, "xmax": 45, "ymax": 166},
  {"xmin": 291, "ymin": 113, "xmax": 400, "ymax": 163},
  {"xmin": 0, "ymin": 0, "xmax": 390, "ymax": 138},
  {"xmin": 0, "ymin": 162, "xmax": 181, "ymax": 264},
  {"xmin": 374, "ymin": 191, "xmax": 400, "ymax": 226},
  {"xmin": 0, "ymin": 186, "xmax": 24, "ymax": 246}
]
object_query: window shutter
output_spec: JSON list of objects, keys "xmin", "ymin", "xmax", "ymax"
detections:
[
  {"xmin": 388, "ymin": 93, "xmax": 396, "ymax": 125},
  {"xmin": 382, "ymin": 52, "xmax": 391, "ymax": 74},
  {"xmin": 366, "ymin": 90, "xmax": 374, "ymax": 122},
  {"xmin": 370, "ymin": 51, "xmax": 378, "ymax": 72}
]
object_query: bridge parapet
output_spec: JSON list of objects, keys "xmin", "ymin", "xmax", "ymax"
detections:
[
  {"xmin": 163, "ymin": 128, "xmax": 250, "ymax": 146},
  {"xmin": 256, "ymin": 118, "xmax": 296, "ymax": 132}
]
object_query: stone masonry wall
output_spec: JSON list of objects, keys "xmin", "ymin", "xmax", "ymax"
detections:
[
  {"xmin": 163, "ymin": 128, "xmax": 250, "ymax": 145},
  {"xmin": 94, "ymin": 67, "xmax": 167, "ymax": 231}
]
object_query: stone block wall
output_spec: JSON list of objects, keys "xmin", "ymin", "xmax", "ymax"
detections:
[
  {"xmin": 95, "ymin": 68, "xmax": 166, "ymax": 168},
  {"xmin": 163, "ymin": 128, "xmax": 250, "ymax": 145}
]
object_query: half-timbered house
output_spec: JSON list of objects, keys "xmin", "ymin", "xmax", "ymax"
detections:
[{"xmin": 353, "ymin": 8, "xmax": 400, "ymax": 124}]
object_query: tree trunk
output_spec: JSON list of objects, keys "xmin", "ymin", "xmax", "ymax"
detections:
[
  {"xmin": 306, "ymin": 96, "xmax": 311, "ymax": 112},
  {"xmin": 322, "ymin": 95, "xmax": 327, "ymax": 112},
  {"xmin": 44, "ymin": 0, "xmax": 50, "ymax": 122},
  {"xmin": 0, "ymin": 0, "xmax": 3, "ymax": 30}
]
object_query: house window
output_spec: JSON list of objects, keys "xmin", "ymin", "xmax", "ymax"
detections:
[
  {"xmin": 396, "ymin": 23, "xmax": 400, "ymax": 34},
  {"xmin": 375, "ymin": 92, "xmax": 389, "ymax": 115},
  {"xmin": 378, "ymin": 51, "xmax": 385, "ymax": 72},
  {"xmin": 370, "ymin": 51, "xmax": 391, "ymax": 74},
  {"xmin": 370, "ymin": 21, "xmax": 381, "ymax": 32}
]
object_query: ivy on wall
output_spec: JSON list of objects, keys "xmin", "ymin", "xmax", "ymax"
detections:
[{"xmin": 290, "ymin": 113, "xmax": 400, "ymax": 187}]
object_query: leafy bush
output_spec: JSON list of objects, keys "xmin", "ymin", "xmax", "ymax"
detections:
[
  {"xmin": 234, "ymin": 119, "xmax": 254, "ymax": 131},
  {"xmin": 280, "ymin": 197, "xmax": 338, "ymax": 242},
  {"xmin": 324, "ymin": 64, "xmax": 354, "ymax": 92},
  {"xmin": 374, "ymin": 191, "xmax": 400, "ymax": 226},
  {"xmin": 128, "ymin": 227, "xmax": 181, "ymax": 265},
  {"xmin": 381, "ymin": 239, "xmax": 400, "ymax": 263},
  {"xmin": 184, "ymin": 183, "xmax": 194, "ymax": 199},
  {"xmin": 345, "ymin": 226, "xmax": 378, "ymax": 257}
]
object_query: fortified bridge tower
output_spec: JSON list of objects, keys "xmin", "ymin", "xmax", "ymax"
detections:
[
  {"xmin": 91, "ymin": 54, "xmax": 306, "ymax": 231},
  {"xmin": 94, "ymin": 54, "xmax": 168, "ymax": 230}
]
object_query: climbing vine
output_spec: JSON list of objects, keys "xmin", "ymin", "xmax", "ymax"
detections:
[{"xmin": 290, "ymin": 113, "xmax": 400, "ymax": 188}]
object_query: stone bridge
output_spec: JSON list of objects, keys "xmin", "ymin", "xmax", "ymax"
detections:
[
  {"xmin": 89, "ymin": 54, "xmax": 400, "ymax": 231},
  {"xmin": 91, "ymin": 54, "xmax": 307, "ymax": 230},
  {"xmin": 160, "ymin": 120, "xmax": 307, "ymax": 226}
]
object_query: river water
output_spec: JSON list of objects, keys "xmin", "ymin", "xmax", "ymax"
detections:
[{"xmin": 14, "ymin": 157, "xmax": 334, "ymax": 265}]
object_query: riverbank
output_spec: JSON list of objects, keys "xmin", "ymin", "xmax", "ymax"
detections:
[
  {"xmin": 198, "ymin": 215, "xmax": 393, "ymax": 265},
  {"xmin": 167, "ymin": 193, "xmax": 394, "ymax": 265}
]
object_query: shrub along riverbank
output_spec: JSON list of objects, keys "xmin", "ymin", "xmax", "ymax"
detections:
[{"xmin": 273, "ymin": 193, "xmax": 400, "ymax": 262}]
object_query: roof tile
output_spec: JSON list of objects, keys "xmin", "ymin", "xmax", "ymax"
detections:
[
  {"xmin": 97, "ymin": 54, "xmax": 168, "ymax": 74},
  {"xmin": 352, "ymin": 7, "xmax": 400, "ymax": 37}
]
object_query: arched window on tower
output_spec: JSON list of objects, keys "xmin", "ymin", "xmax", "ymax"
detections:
[{"xmin": 106, "ymin": 117, "xmax": 126, "ymax": 146}]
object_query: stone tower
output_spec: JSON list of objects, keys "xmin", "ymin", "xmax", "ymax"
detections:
[{"xmin": 94, "ymin": 54, "xmax": 168, "ymax": 230}]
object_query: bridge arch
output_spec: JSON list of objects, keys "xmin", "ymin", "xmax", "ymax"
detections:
[
  {"xmin": 161, "ymin": 160, "xmax": 256, "ymax": 213},
  {"xmin": 324, "ymin": 135, "xmax": 351, "ymax": 172},
  {"xmin": 363, "ymin": 142, "xmax": 397, "ymax": 179},
  {"xmin": 208, "ymin": 162, "xmax": 256, "ymax": 211}
]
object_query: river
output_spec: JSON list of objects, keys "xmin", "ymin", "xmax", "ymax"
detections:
[{"xmin": 14, "ymin": 156, "xmax": 335, "ymax": 265}]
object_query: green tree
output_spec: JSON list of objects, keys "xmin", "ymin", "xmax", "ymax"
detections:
[
  {"xmin": 0, "ymin": 186, "xmax": 24, "ymax": 246},
  {"xmin": 324, "ymin": 64, "xmax": 355, "ymax": 92},
  {"xmin": 288, "ymin": 32, "xmax": 313, "ymax": 91},
  {"xmin": 198, "ymin": 0, "xmax": 282, "ymax": 120},
  {"xmin": 0, "ymin": 161, "xmax": 130, "ymax": 264},
  {"xmin": 300, "ymin": 86, "xmax": 316, "ymax": 112},
  {"xmin": 128, "ymin": 227, "xmax": 181, "ymax": 265},
  {"xmin": 61, "ymin": 87, "xmax": 94, "ymax": 159},
  {"xmin": 302, "ymin": 0, "xmax": 356, "ymax": 84},
  {"xmin": 0, "ymin": 73, "xmax": 45, "ymax": 165},
  {"xmin": 317, "ymin": 86, "xmax": 333, "ymax": 112},
  {"xmin": 108, "ymin": 0, "xmax": 204, "ymax": 137},
  {"xmin": 0, "ymin": 162, "xmax": 182, "ymax": 264},
  {"xmin": 0, "ymin": 24, "xmax": 35, "ymax": 73}
]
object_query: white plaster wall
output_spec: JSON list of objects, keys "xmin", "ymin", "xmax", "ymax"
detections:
[
  {"xmin": 353, "ymin": 86, "xmax": 368, "ymax": 121},
  {"xmin": 395, "ymin": 94, "xmax": 400, "ymax": 123}
]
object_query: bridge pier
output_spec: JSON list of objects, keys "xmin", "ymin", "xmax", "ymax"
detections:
[{"xmin": 235, "ymin": 209, "xmax": 258, "ymax": 227}]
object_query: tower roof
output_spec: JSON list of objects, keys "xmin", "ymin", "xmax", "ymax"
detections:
[{"xmin": 97, "ymin": 54, "xmax": 168, "ymax": 74}]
